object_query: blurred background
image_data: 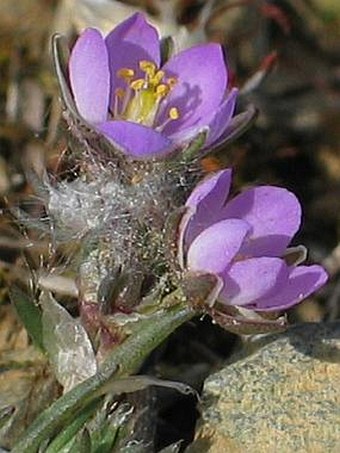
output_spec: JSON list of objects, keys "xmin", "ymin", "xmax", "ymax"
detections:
[{"xmin": 0, "ymin": 0, "xmax": 340, "ymax": 450}]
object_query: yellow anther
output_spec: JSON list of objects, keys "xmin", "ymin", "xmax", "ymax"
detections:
[
  {"xmin": 115, "ymin": 87, "xmax": 125, "ymax": 98},
  {"xmin": 139, "ymin": 60, "xmax": 156, "ymax": 77},
  {"xmin": 156, "ymin": 84, "xmax": 170, "ymax": 98},
  {"xmin": 117, "ymin": 68, "xmax": 135, "ymax": 79},
  {"xmin": 169, "ymin": 107, "xmax": 180, "ymax": 120},
  {"xmin": 150, "ymin": 70, "xmax": 165, "ymax": 86},
  {"xmin": 167, "ymin": 77, "xmax": 177, "ymax": 89},
  {"xmin": 130, "ymin": 79, "xmax": 145, "ymax": 91}
]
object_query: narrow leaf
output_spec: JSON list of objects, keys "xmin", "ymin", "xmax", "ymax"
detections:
[
  {"xmin": 44, "ymin": 401, "xmax": 97, "ymax": 453},
  {"xmin": 10, "ymin": 286, "xmax": 44, "ymax": 351}
]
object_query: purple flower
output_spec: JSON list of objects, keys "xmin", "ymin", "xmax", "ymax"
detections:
[
  {"xmin": 68, "ymin": 13, "xmax": 238, "ymax": 159},
  {"xmin": 178, "ymin": 169, "xmax": 328, "ymax": 311}
]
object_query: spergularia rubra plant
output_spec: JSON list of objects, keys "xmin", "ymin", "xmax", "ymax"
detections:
[{"xmin": 11, "ymin": 11, "xmax": 329, "ymax": 452}]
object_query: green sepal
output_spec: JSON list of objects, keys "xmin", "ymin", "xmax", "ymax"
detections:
[
  {"xmin": 209, "ymin": 305, "xmax": 288, "ymax": 335},
  {"xmin": 180, "ymin": 129, "xmax": 208, "ymax": 163},
  {"xmin": 160, "ymin": 36, "xmax": 175, "ymax": 65}
]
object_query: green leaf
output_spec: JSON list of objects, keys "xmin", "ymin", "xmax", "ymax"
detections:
[
  {"xmin": 10, "ymin": 286, "xmax": 44, "ymax": 351},
  {"xmin": 44, "ymin": 400, "xmax": 97, "ymax": 453},
  {"xmin": 68, "ymin": 428, "xmax": 91, "ymax": 453},
  {"xmin": 90, "ymin": 403, "xmax": 131, "ymax": 453}
]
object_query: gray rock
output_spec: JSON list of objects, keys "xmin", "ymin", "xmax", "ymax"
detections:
[{"xmin": 189, "ymin": 322, "xmax": 340, "ymax": 453}]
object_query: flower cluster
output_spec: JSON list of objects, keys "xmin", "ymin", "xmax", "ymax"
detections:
[
  {"xmin": 63, "ymin": 13, "xmax": 327, "ymax": 318},
  {"xmin": 68, "ymin": 12, "xmax": 237, "ymax": 158},
  {"xmin": 179, "ymin": 169, "xmax": 328, "ymax": 311}
]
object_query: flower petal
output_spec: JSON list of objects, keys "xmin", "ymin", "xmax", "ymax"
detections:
[
  {"xmin": 247, "ymin": 265, "xmax": 328, "ymax": 311},
  {"xmin": 105, "ymin": 13, "xmax": 160, "ymax": 106},
  {"xmin": 222, "ymin": 186, "xmax": 302, "ymax": 257},
  {"xmin": 187, "ymin": 218, "xmax": 250, "ymax": 274},
  {"xmin": 178, "ymin": 169, "xmax": 232, "ymax": 269},
  {"xmin": 186, "ymin": 169, "xmax": 232, "ymax": 210},
  {"xmin": 97, "ymin": 120, "xmax": 173, "ymax": 158},
  {"xmin": 183, "ymin": 169, "xmax": 233, "ymax": 248},
  {"xmin": 159, "ymin": 44, "xmax": 227, "ymax": 135},
  {"xmin": 69, "ymin": 28, "xmax": 110, "ymax": 124},
  {"xmin": 205, "ymin": 88, "xmax": 238, "ymax": 146},
  {"xmin": 220, "ymin": 257, "xmax": 289, "ymax": 306}
]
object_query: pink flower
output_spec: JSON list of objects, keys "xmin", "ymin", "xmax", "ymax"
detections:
[
  {"xmin": 179, "ymin": 169, "xmax": 328, "ymax": 311},
  {"xmin": 68, "ymin": 13, "xmax": 238, "ymax": 158}
]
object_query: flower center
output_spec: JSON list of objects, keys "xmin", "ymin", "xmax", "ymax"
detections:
[{"xmin": 113, "ymin": 60, "xmax": 179, "ymax": 129}]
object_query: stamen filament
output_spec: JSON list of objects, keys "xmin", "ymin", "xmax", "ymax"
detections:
[
  {"xmin": 114, "ymin": 88, "xmax": 125, "ymax": 118},
  {"xmin": 120, "ymin": 86, "xmax": 133, "ymax": 119}
]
